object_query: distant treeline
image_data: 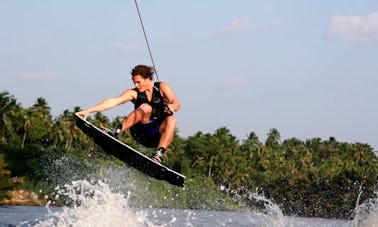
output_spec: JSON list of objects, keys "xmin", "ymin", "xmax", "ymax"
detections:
[{"xmin": 0, "ymin": 90, "xmax": 377, "ymax": 219}]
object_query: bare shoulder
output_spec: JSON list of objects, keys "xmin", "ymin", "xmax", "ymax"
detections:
[
  {"xmin": 159, "ymin": 81, "xmax": 178, "ymax": 99},
  {"xmin": 159, "ymin": 81, "xmax": 180, "ymax": 109},
  {"xmin": 159, "ymin": 81, "xmax": 174, "ymax": 91},
  {"xmin": 118, "ymin": 88, "xmax": 137, "ymax": 102}
]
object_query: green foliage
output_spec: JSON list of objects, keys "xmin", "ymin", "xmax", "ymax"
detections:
[
  {"xmin": 0, "ymin": 91, "xmax": 21, "ymax": 145},
  {"xmin": 183, "ymin": 129, "xmax": 378, "ymax": 219},
  {"xmin": 126, "ymin": 172, "xmax": 240, "ymax": 210},
  {"xmin": 0, "ymin": 153, "xmax": 15, "ymax": 200},
  {"xmin": 0, "ymin": 90, "xmax": 377, "ymax": 219}
]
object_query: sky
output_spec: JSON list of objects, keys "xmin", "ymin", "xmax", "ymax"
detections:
[{"xmin": 1, "ymin": 1, "xmax": 378, "ymax": 150}]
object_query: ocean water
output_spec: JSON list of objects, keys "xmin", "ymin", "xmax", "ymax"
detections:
[{"xmin": 0, "ymin": 180, "xmax": 376, "ymax": 227}]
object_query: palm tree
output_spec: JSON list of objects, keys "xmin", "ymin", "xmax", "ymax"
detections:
[
  {"xmin": 32, "ymin": 97, "xmax": 53, "ymax": 145},
  {"xmin": 265, "ymin": 128, "xmax": 281, "ymax": 148},
  {"xmin": 21, "ymin": 97, "xmax": 53, "ymax": 147},
  {"xmin": 57, "ymin": 109, "xmax": 78, "ymax": 149},
  {"xmin": 32, "ymin": 97, "xmax": 51, "ymax": 119},
  {"xmin": 21, "ymin": 108, "xmax": 34, "ymax": 148},
  {"xmin": 241, "ymin": 132, "xmax": 261, "ymax": 154},
  {"xmin": 51, "ymin": 120, "xmax": 64, "ymax": 147},
  {"xmin": 185, "ymin": 131, "xmax": 215, "ymax": 176},
  {"xmin": 230, "ymin": 155, "xmax": 250, "ymax": 188},
  {"xmin": 211, "ymin": 127, "xmax": 239, "ymax": 184},
  {"xmin": 53, "ymin": 106, "xmax": 93, "ymax": 151},
  {"xmin": 0, "ymin": 154, "xmax": 16, "ymax": 200},
  {"xmin": 69, "ymin": 106, "xmax": 86, "ymax": 149},
  {"xmin": 92, "ymin": 112, "xmax": 110, "ymax": 126},
  {"xmin": 0, "ymin": 91, "xmax": 21, "ymax": 144}
]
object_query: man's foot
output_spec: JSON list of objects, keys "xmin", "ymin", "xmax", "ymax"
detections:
[
  {"xmin": 100, "ymin": 124, "xmax": 122, "ymax": 139},
  {"xmin": 151, "ymin": 147, "xmax": 166, "ymax": 164}
]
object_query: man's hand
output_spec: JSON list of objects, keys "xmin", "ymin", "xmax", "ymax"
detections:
[
  {"xmin": 165, "ymin": 104, "xmax": 174, "ymax": 115},
  {"xmin": 76, "ymin": 110, "xmax": 90, "ymax": 120}
]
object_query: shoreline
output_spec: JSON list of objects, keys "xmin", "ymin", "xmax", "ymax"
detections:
[{"xmin": 1, "ymin": 190, "xmax": 45, "ymax": 206}]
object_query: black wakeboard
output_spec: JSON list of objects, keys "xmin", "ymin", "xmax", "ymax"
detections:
[{"xmin": 75, "ymin": 113, "xmax": 185, "ymax": 187}]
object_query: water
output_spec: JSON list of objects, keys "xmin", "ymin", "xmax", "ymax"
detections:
[
  {"xmin": 0, "ymin": 180, "xmax": 376, "ymax": 227},
  {"xmin": 0, "ymin": 205, "xmax": 351, "ymax": 226},
  {"xmin": 1, "ymin": 156, "xmax": 377, "ymax": 227}
]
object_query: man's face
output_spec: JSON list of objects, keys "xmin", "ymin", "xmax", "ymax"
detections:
[{"xmin": 132, "ymin": 75, "xmax": 150, "ymax": 92}]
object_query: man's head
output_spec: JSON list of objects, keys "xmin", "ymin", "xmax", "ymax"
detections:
[{"xmin": 131, "ymin": 65, "xmax": 154, "ymax": 80}]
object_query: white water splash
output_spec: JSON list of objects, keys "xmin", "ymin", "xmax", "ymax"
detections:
[
  {"xmin": 248, "ymin": 192, "xmax": 287, "ymax": 226},
  {"xmin": 35, "ymin": 180, "xmax": 149, "ymax": 227},
  {"xmin": 352, "ymin": 191, "xmax": 378, "ymax": 227}
]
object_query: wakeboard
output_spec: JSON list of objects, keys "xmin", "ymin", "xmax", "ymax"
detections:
[{"xmin": 75, "ymin": 113, "xmax": 185, "ymax": 187}]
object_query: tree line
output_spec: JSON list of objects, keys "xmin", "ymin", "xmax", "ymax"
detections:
[{"xmin": 1, "ymin": 90, "xmax": 377, "ymax": 219}]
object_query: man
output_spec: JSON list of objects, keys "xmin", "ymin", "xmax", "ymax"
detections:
[{"xmin": 76, "ymin": 65, "xmax": 180, "ymax": 163}]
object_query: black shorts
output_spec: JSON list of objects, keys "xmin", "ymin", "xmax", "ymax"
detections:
[{"xmin": 130, "ymin": 119, "xmax": 162, "ymax": 148}]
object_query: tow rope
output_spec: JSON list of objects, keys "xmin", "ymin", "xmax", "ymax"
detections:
[{"xmin": 134, "ymin": 0, "xmax": 160, "ymax": 81}]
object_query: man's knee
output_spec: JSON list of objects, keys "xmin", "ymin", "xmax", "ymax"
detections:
[
  {"xmin": 137, "ymin": 103, "xmax": 153, "ymax": 113},
  {"xmin": 166, "ymin": 116, "xmax": 177, "ymax": 128},
  {"xmin": 130, "ymin": 104, "xmax": 152, "ymax": 124}
]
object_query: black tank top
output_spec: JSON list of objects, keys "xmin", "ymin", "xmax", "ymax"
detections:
[{"xmin": 133, "ymin": 82, "xmax": 166, "ymax": 120}]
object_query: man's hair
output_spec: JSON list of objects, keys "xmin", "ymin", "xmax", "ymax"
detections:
[{"xmin": 131, "ymin": 65, "xmax": 154, "ymax": 80}]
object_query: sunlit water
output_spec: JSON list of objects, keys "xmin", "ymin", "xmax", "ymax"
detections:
[{"xmin": 0, "ymin": 179, "xmax": 376, "ymax": 226}]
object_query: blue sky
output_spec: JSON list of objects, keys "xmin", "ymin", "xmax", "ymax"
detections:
[{"xmin": 1, "ymin": 1, "xmax": 378, "ymax": 149}]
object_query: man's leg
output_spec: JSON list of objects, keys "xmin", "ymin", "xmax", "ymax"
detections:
[
  {"xmin": 151, "ymin": 116, "xmax": 177, "ymax": 163},
  {"xmin": 157, "ymin": 115, "xmax": 177, "ymax": 149},
  {"xmin": 120, "ymin": 104, "xmax": 152, "ymax": 131}
]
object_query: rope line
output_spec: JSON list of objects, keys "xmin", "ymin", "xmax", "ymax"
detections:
[{"xmin": 134, "ymin": 0, "xmax": 160, "ymax": 81}]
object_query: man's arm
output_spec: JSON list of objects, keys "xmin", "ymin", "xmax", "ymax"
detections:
[
  {"xmin": 77, "ymin": 89, "xmax": 136, "ymax": 119},
  {"xmin": 160, "ymin": 82, "xmax": 181, "ymax": 113}
]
